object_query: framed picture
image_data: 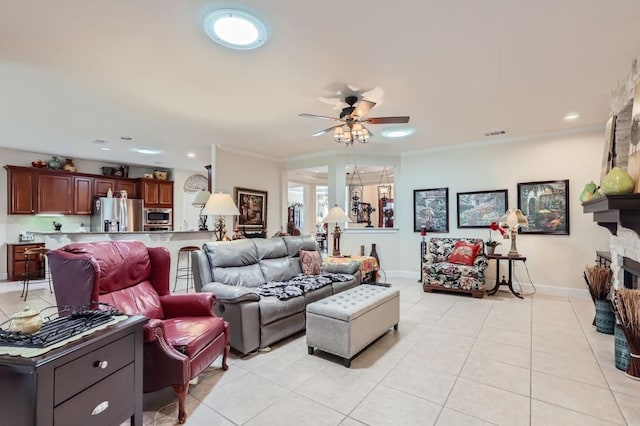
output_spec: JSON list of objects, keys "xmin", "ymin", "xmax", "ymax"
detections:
[
  {"xmin": 457, "ymin": 189, "xmax": 508, "ymax": 228},
  {"xmin": 234, "ymin": 187, "xmax": 268, "ymax": 230},
  {"xmin": 518, "ymin": 180, "xmax": 569, "ymax": 235},
  {"xmin": 413, "ymin": 188, "xmax": 449, "ymax": 233}
]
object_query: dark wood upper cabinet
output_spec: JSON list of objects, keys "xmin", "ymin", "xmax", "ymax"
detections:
[
  {"xmin": 6, "ymin": 166, "xmax": 36, "ymax": 214},
  {"xmin": 38, "ymin": 173, "xmax": 73, "ymax": 214},
  {"xmin": 5, "ymin": 165, "xmax": 172, "ymax": 215},
  {"xmin": 74, "ymin": 176, "xmax": 93, "ymax": 215},
  {"xmin": 140, "ymin": 179, "xmax": 173, "ymax": 207}
]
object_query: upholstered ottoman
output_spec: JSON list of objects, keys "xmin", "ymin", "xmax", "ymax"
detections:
[{"xmin": 306, "ymin": 284, "xmax": 400, "ymax": 367}]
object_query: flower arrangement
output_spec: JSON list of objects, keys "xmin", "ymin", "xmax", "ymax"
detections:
[{"xmin": 487, "ymin": 222, "xmax": 507, "ymax": 247}]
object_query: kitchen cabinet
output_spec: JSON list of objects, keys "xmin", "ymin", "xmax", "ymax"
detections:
[
  {"xmin": 140, "ymin": 180, "xmax": 173, "ymax": 207},
  {"xmin": 38, "ymin": 173, "xmax": 73, "ymax": 214},
  {"xmin": 95, "ymin": 178, "xmax": 138, "ymax": 199},
  {"xmin": 0, "ymin": 315, "xmax": 147, "ymax": 426},
  {"xmin": 74, "ymin": 176, "xmax": 93, "ymax": 215},
  {"xmin": 7, "ymin": 243, "xmax": 45, "ymax": 281},
  {"xmin": 6, "ymin": 167, "xmax": 36, "ymax": 214},
  {"xmin": 4, "ymin": 165, "xmax": 172, "ymax": 215}
]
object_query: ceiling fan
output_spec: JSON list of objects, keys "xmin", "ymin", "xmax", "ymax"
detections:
[{"xmin": 299, "ymin": 96, "xmax": 410, "ymax": 145}]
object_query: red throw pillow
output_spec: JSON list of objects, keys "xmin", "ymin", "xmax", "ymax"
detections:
[
  {"xmin": 300, "ymin": 250, "xmax": 322, "ymax": 275},
  {"xmin": 448, "ymin": 241, "xmax": 481, "ymax": 266}
]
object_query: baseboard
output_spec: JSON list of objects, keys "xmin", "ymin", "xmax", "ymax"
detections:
[
  {"xmin": 0, "ymin": 272, "xmax": 6, "ymax": 281},
  {"xmin": 388, "ymin": 270, "xmax": 591, "ymax": 299}
]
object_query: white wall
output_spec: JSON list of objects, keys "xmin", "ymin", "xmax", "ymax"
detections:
[
  {"xmin": 392, "ymin": 130, "xmax": 610, "ymax": 292},
  {"xmin": 215, "ymin": 148, "xmax": 283, "ymax": 236}
]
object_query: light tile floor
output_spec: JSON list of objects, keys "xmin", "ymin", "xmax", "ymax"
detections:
[{"xmin": 1, "ymin": 278, "xmax": 639, "ymax": 425}]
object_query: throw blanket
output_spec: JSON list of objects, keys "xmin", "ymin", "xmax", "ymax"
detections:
[{"xmin": 254, "ymin": 273, "xmax": 353, "ymax": 300}]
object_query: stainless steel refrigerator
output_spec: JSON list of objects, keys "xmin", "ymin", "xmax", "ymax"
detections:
[{"xmin": 90, "ymin": 197, "xmax": 143, "ymax": 232}]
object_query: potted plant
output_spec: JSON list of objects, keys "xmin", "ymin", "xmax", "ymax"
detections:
[{"xmin": 486, "ymin": 222, "xmax": 507, "ymax": 255}]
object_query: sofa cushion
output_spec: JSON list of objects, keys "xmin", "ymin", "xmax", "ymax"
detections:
[
  {"xmin": 204, "ymin": 239, "xmax": 258, "ymax": 267},
  {"xmin": 162, "ymin": 316, "xmax": 226, "ymax": 357},
  {"xmin": 98, "ymin": 280, "xmax": 164, "ymax": 319},
  {"xmin": 282, "ymin": 235, "xmax": 318, "ymax": 257},
  {"xmin": 213, "ymin": 264, "xmax": 266, "ymax": 288},
  {"xmin": 260, "ymin": 257, "xmax": 296, "ymax": 282},
  {"xmin": 62, "ymin": 240, "xmax": 151, "ymax": 293},
  {"xmin": 448, "ymin": 241, "xmax": 481, "ymax": 266},
  {"xmin": 300, "ymin": 250, "xmax": 322, "ymax": 275},
  {"xmin": 254, "ymin": 238, "xmax": 288, "ymax": 260},
  {"xmin": 258, "ymin": 295, "xmax": 306, "ymax": 325}
]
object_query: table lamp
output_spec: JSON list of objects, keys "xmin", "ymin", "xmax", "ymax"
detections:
[
  {"xmin": 499, "ymin": 208, "xmax": 528, "ymax": 257},
  {"xmin": 192, "ymin": 190, "xmax": 211, "ymax": 231},
  {"xmin": 322, "ymin": 205, "xmax": 351, "ymax": 257},
  {"xmin": 202, "ymin": 193, "xmax": 240, "ymax": 241}
]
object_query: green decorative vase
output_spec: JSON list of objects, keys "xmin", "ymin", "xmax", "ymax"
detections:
[
  {"xmin": 579, "ymin": 181, "xmax": 598, "ymax": 202},
  {"xmin": 601, "ymin": 167, "xmax": 635, "ymax": 195}
]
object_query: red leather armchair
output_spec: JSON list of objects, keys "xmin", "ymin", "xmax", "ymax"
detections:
[{"xmin": 47, "ymin": 240, "xmax": 229, "ymax": 424}]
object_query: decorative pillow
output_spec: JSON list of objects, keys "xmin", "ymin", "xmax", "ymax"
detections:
[
  {"xmin": 300, "ymin": 250, "xmax": 322, "ymax": 275},
  {"xmin": 448, "ymin": 241, "xmax": 481, "ymax": 266}
]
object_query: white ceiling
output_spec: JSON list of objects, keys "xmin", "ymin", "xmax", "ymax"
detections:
[{"xmin": 1, "ymin": 1, "xmax": 639, "ymax": 171}]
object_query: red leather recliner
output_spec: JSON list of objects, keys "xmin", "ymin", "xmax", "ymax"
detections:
[{"xmin": 47, "ymin": 240, "xmax": 229, "ymax": 424}]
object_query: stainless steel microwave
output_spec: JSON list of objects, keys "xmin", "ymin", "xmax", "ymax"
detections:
[{"xmin": 143, "ymin": 208, "xmax": 172, "ymax": 225}]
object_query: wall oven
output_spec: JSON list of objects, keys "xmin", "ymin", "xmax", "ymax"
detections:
[
  {"xmin": 143, "ymin": 208, "xmax": 172, "ymax": 226},
  {"xmin": 144, "ymin": 225, "xmax": 173, "ymax": 232}
]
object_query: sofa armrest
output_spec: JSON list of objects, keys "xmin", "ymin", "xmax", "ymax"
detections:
[
  {"xmin": 201, "ymin": 282, "xmax": 260, "ymax": 303},
  {"xmin": 322, "ymin": 261, "xmax": 359, "ymax": 275},
  {"xmin": 191, "ymin": 249, "xmax": 212, "ymax": 292},
  {"xmin": 159, "ymin": 293, "xmax": 216, "ymax": 318}
]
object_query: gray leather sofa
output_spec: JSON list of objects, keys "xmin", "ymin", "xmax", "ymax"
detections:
[{"xmin": 192, "ymin": 235, "xmax": 360, "ymax": 354}]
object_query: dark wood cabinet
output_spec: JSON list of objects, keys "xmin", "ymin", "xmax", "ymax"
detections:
[
  {"xmin": 7, "ymin": 243, "xmax": 45, "ymax": 281},
  {"xmin": 93, "ymin": 178, "xmax": 116, "ymax": 197},
  {"xmin": 38, "ymin": 173, "xmax": 73, "ymax": 214},
  {"xmin": 7, "ymin": 167, "xmax": 36, "ymax": 214},
  {"xmin": 140, "ymin": 180, "xmax": 173, "ymax": 207},
  {"xmin": 74, "ymin": 176, "xmax": 93, "ymax": 215},
  {"xmin": 5, "ymin": 166, "xmax": 172, "ymax": 215},
  {"xmin": 0, "ymin": 316, "xmax": 147, "ymax": 426}
]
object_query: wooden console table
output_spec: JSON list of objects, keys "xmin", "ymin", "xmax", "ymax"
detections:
[
  {"xmin": 0, "ymin": 315, "xmax": 147, "ymax": 426},
  {"xmin": 487, "ymin": 254, "xmax": 526, "ymax": 299}
]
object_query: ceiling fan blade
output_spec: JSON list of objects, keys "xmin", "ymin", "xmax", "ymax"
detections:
[
  {"xmin": 299, "ymin": 113, "xmax": 342, "ymax": 121},
  {"xmin": 366, "ymin": 116, "xmax": 410, "ymax": 124},
  {"xmin": 311, "ymin": 125, "xmax": 342, "ymax": 137},
  {"xmin": 350, "ymin": 100, "xmax": 376, "ymax": 119},
  {"xmin": 363, "ymin": 125, "xmax": 374, "ymax": 137}
]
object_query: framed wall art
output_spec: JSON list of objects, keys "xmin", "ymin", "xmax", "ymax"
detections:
[
  {"xmin": 517, "ymin": 179, "xmax": 569, "ymax": 235},
  {"xmin": 413, "ymin": 188, "xmax": 449, "ymax": 233},
  {"xmin": 456, "ymin": 189, "xmax": 508, "ymax": 228},
  {"xmin": 234, "ymin": 187, "xmax": 268, "ymax": 230}
]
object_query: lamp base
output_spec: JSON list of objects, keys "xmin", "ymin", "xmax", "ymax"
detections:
[
  {"xmin": 508, "ymin": 230, "xmax": 521, "ymax": 257},
  {"xmin": 332, "ymin": 224, "xmax": 342, "ymax": 256},
  {"xmin": 214, "ymin": 216, "xmax": 227, "ymax": 241}
]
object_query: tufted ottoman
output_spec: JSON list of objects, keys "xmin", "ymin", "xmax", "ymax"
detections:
[{"xmin": 306, "ymin": 284, "xmax": 399, "ymax": 367}]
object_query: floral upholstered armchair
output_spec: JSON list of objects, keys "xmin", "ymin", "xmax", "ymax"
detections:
[{"xmin": 422, "ymin": 237, "xmax": 488, "ymax": 298}]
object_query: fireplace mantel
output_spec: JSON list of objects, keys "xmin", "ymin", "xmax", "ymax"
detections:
[{"xmin": 582, "ymin": 194, "xmax": 640, "ymax": 237}]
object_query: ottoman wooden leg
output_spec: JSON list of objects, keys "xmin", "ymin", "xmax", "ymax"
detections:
[
  {"xmin": 343, "ymin": 358, "xmax": 351, "ymax": 368},
  {"xmin": 308, "ymin": 346, "xmax": 314, "ymax": 355}
]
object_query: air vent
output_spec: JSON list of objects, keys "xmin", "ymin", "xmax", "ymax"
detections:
[{"xmin": 484, "ymin": 130, "xmax": 507, "ymax": 137}]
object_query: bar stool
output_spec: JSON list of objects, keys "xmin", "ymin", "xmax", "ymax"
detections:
[
  {"xmin": 22, "ymin": 247, "xmax": 51, "ymax": 301},
  {"xmin": 173, "ymin": 246, "xmax": 200, "ymax": 293}
]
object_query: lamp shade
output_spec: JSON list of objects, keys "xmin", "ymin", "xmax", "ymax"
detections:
[
  {"xmin": 202, "ymin": 193, "xmax": 240, "ymax": 216},
  {"xmin": 499, "ymin": 208, "xmax": 528, "ymax": 230},
  {"xmin": 322, "ymin": 205, "xmax": 351, "ymax": 224},
  {"xmin": 192, "ymin": 190, "xmax": 211, "ymax": 207}
]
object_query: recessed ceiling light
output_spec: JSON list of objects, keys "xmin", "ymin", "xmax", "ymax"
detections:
[
  {"xmin": 203, "ymin": 9, "xmax": 268, "ymax": 50},
  {"xmin": 100, "ymin": 147, "xmax": 111, "ymax": 151},
  {"xmin": 381, "ymin": 128, "xmax": 415, "ymax": 139},
  {"xmin": 131, "ymin": 147, "xmax": 162, "ymax": 155},
  {"xmin": 563, "ymin": 112, "xmax": 579, "ymax": 122},
  {"xmin": 187, "ymin": 152, "xmax": 196, "ymax": 158},
  {"xmin": 120, "ymin": 136, "xmax": 133, "ymax": 141},
  {"xmin": 154, "ymin": 161, "xmax": 163, "ymax": 165}
]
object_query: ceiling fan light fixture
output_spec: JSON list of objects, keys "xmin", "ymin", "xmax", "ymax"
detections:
[{"xmin": 203, "ymin": 9, "xmax": 268, "ymax": 50}]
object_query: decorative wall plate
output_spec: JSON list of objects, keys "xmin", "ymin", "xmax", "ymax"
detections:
[{"xmin": 183, "ymin": 174, "xmax": 208, "ymax": 192}]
